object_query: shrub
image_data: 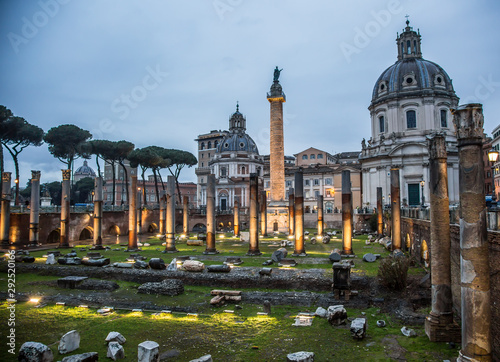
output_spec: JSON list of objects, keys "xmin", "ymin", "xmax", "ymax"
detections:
[{"xmin": 377, "ymin": 256, "xmax": 410, "ymax": 290}]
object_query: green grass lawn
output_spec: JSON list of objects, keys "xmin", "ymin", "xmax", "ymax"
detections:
[{"xmin": 0, "ymin": 302, "xmax": 459, "ymax": 361}]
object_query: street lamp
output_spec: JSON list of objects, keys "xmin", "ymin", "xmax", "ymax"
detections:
[
  {"xmin": 420, "ymin": 180, "xmax": 425, "ymax": 207},
  {"xmin": 488, "ymin": 148, "xmax": 499, "ymax": 208}
]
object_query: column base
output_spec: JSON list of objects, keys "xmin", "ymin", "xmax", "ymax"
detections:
[
  {"xmin": 424, "ymin": 314, "xmax": 461, "ymax": 343},
  {"xmin": 91, "ymin": 245, "xmax": 105, "ymax": 250},
  {"xmin": 457, "ymin": 349, "xmax": 491, "ymax": 362},
  {"xmin": 126, "ymin": 248, "xmax": 141, "ymax": 252},
  {"xmin": 246, "ymin": 251, "xmax": 262, "ymax": 256},
  {"xmin": 164, "ymin": 248, "xmax": 179, "ymax": 253},
  {"xmin": 341, "ymin": 250, "xmax": 354, "ymax": 255},
  {"xmin": 292, "ymin": 252, "xmax": 307, "ymax": 257},
  {"xmin": 58, "ymin": 245, "xmax": 71, "ymax": 249},
  {"xmin": 203, "ymin": 249, "xmax": 219, "ymax": 255}
]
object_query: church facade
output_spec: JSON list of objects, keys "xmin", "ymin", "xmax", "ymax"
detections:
[{"xmin": 360, "ymin": 21, "xmax": 460, "ymax": 207}]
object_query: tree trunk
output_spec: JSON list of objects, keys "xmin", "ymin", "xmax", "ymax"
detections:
[
  {"xmin": 119, "ymin": 161, "xmax": 129, "ymax": 204},
  {"xmin": 153, "ymin": 168, "xmax": 160, "ymax": 205},
  {"xmin": 4, "ymin": 145, "xmax": 19, "ymax": 205},
  {"xmin": 141, "ymin": 167, "xmax": 147, "ymax": 205},
  {"xmin": 95, "ymin": 155, "xmax": 101, "ymax": 178}
]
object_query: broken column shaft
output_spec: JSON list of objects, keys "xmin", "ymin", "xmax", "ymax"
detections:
[
  {"xmin": 128, "ymin": 175, "xmax": 138, "ymax": 250},
  {"xmin": 1, "ymin": 172, "xmax": 11, "ymax": 246},
  {"xmin": 288, "ymin": 188, "xmax": 295, "ymax": 236},
  {"xmin": 93, "ymin": 176, "xmax": 103, "ymax": 249},
  {"xmin": 425, "ymin": 134, "xmax": 460, "ymax": 342},
  {"xmin": 204, "ymin": 174, "xmax": 217, "ymax": 254},
  {"xmin": 390, "ymin": 168, "xmax": 401, "ymax": 250},
  {"xmin": 453, "ymin": 104, "xmax": 491, "ymax": 361},
  {"xmin": 317, "ymin": 195, "xmax": 324, "ymax": 237},
  {"xmin": 293, "ymin": 171, "xmax": 306, "ymax": 256},
  {"xmin": 377, "ymin": 187, "xmax": 383, "ymax": 236},
  {"xmin": 247, "ymin": 173, "xmax": 261, "ymax": 255},
  {"xmin": 165, "ymin": 175, "xmax": 177, "ymax": 252},
  {"xmin": 260, "ymin": 190, "xmax": 267, "ymax": 236},
  {"xmin": 342, "ymin": 170, "xmax": 353, "ymax": 255},
  {"xmin": 29, "ymin": 171, "xmax": 41, "ymax": 245},
  {"xmin": 233, "ymin": 199, "xmax": 240, "ymax": 237},
  {"xmin": 159, "ymin": 190, "xmax": 166, "ymax": 237},
  {"xmin": 183, "ymin": 195, "xmax": 189, "ymax": 235},
  {"xmin": 59, "ymin": 169, "xmax": 71, "ymax": 248}
]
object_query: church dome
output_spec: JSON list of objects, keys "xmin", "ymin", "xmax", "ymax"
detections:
[
  {"xmin": 217, "ymin": 132, "xmax": 259, "ymax": 154},
  {"xmin": 216, "ymin": 103, "xmax": 259, "ymax": 154},
  {"xmin": 74, "ymin": 160, "xmax": 96, "ymax": 178},
  {"xmin": 371, "ymin": 20, "xmax": 457, "ymax": 107}
]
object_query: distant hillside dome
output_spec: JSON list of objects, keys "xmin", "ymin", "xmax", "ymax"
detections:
[{"xmin": 74, "ymin": 160, "xmax": 96, "ymax": 181}]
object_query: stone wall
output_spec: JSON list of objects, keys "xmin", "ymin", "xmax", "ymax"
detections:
[{"xmin": 401, "ymin": 217, "xmax": 500, "ymax": 358}]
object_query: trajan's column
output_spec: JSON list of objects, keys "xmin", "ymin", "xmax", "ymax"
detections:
[{"xmin": 266, "ymin": 66, "xmax": 288, "ymax": 233}]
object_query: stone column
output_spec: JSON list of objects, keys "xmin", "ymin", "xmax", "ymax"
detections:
[
  {"xmin": 183, "ymin": 195, "xmax": 189, "ymax": 235},
  {"xmin": 424, "ymin": 134, "xmax": 460, "ymax": 342},
  {"xmin": 159, "ymin": 190, "xmax": 166, "ymax": 237},
  {"xmin": 204, "ymin": 174, "xmax": 217, "ymax": 254},
  {"xmin": 92, "ymin": 176, "xmax": 104, "ymax": 249},
  {"xmin": 453, "ymin": 104, "xmax": 491, "ymax": 361},
  {"xmin": 59, "ymin": 169, "xmax": 71, "ymax": 248},
  {"xmin": 342, "ymin": 170, "xmax": 353, "ymax": 255},
  {"xmin": 137, "ymin": 187, "xmax": 143, "ymax": 235},
  {"xmin": 293, "ymin": 171, "xmax": 306, "ymax": 256},
  {"xmin": 247, "ymin": 173, "xmax": 262, "ymax": 255},
  {"xmin": 377, "ymin": 187, "xmax": 383, "ymax": 236},
  {"xmin": 165, "ymin": 175, "xmax": 177, "ymax": 252},
  {"xmin": 260, "ymin": 190, "xmax": 267, "ymax": 236},
  {"xmin": 128, "ymin": 175, "xmax": 138, "ymax": 250},
  {"xmin": 390, "ymin": 168, "xmax": 401, "ymax": 250},
  {"xmin": 1, "ymin": 172, "xmax": 12, "ymax": 246},
  {"xmin": 29, "ymin": 171, "xmax": 41, "ymax": 245},
  {"xmin": 288, "ymin": 188, "xmax": 295, "ymax": 236},
  {"xmin": 317, "ymin": 195, "xmax": 324, "ymax": 237},
  {"xmin": 233, "ymin": 199, "xmax": 240, "ymax": 237},
  {"xmin": 267, "ymin": 76, "xmax": 286, "ymax": 202}
]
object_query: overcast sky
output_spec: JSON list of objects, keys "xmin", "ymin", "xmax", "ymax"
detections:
[{"xmin": 1, "ymin": 0, "xmax": 499, "ymax": 186}]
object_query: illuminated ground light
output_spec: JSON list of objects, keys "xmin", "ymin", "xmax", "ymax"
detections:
[
  {"xmin": 78, "ymin": 305, "xmax": 89, "ymax": 309},
  {"xmin": 317, "ymin": 236, "xmax": 323, "ymax": 241},
  {"xmin": 287, "ymin": 235, "xmax": 294, "ymax": 240},
  {"xmin": 29, "ymin": 298, "xmax": 40, "ymax": 304},
  {"xmin": 219, "ymin": 234, "xmax": 225, "ymax": 239},
  {"xmin": 55, "ymin": 302, "xmax": 65, "ymax": 306}
]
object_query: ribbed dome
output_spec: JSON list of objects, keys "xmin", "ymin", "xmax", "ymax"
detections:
[
  {"xmin": 216, "ymin": 132, "xmax": 259, "ymax": 154},
  {"xmin": 74, "ymin": 160, "xmax": 96, "ymax": 177},
  {"xmin": 371, "ymin": 58, "xmax": 455, "ymax": 105}
]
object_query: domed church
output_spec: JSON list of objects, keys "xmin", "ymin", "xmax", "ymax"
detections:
[
  {"xmin": 359, "ymin": 20, "xmax": 460, "ymax": 207},
  {"xmin": 195, "ymin": 104, "xmax": 264, "ymax": 212}
]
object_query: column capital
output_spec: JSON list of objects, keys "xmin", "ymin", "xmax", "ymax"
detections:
[
  {"xmin": 62, "ymin": 169, "xmax": 71, "ymax": 181},
  {"xmin": 452, "ymin": 103, "xmax": 484, "ymax": 141},
  {"xmin": 31, "ymin": 170, "xmax": 41, "ymax": 180}
]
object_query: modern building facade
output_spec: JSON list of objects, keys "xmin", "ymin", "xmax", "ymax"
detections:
[{"xmin": 360, "ymin": 20, "xmax": 460, "ymax": 207}]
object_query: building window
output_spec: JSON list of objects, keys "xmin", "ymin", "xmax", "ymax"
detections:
[
  {"xmin": 314, "ymin": 190, "xmax": 320, "ymax": 198},
  {"xmin": 310, "ymin": 154, "xmax": 316, "ymax": 159},
  {"xmin": 325, "ymin": 202, "xmax": 333, "ymax": 213},
  {"xmin": 440, "ymin": 109, "xmax": 447, "ymax": 128},
  {"xmin": 302, "ymin": 155, "xmax": 308, "ymax": 160},
  {"xmin": 406, "ymin": 110, "xmax": 416, "ymax": 129},
  {"xmin": 265, "ymin": 181, "xmax": 270, "ymax": 188},
  {"xmin": 304, "ymin": 179, "xmax": 310, "ymax": 186},
  {"xmin": 220, "ymin": 167, "xmax": 227, "ymax": 177},
  {"xmin": 208, "ymin": 141, "xmax": 212, "ymax": 149},
  {"xmin": 325, "ymin": 178, "xmax": 332, "ymax": 185},
  {"xmin": 326, "ymin": 189, "xmax": 334, "ymax": 197},
  {"xmin": 313, "ymin": 179, "xmax": 320, "ymax": 186},
  {"xmin": 379, "ymin": 115, "xmax": 385, "ymax": 133},
  {"xmin": 214, "ymin": 140, "xmax": 218, "ymax": 148},
  {"xmin": 286, "ymin": 180, "xmax": 292, "ymax": 187},
  {"xmin": 201, "ymin": 142, "xmax": 205, "ymax": 150},
  {"xmin": 317, "ymin": 154, "xmax": 323, "ymax": 159},
  {"xmin": 201, "ymin": 162, "xmax": 204, "ymax": 167}
]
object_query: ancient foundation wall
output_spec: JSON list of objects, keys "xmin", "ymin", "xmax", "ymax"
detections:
[{"xmin": 401, "ymin": 217, "xmax": 500, "ymax": 358}]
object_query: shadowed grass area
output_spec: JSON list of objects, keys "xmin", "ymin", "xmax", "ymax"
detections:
[{"xmin": 0, "ymin": 302, "xmax": 459, "ymax": 361}]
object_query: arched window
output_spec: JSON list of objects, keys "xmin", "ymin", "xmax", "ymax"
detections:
[
  {"xmin": 317, "ymin": 154, "xmax": 323, "ymax": 159},
  {"xmin": 214, "ymin": 140, "xmax": 218, "ymax": 148},
  {"xmin": 302, "ymin": 155, "xmax": 308, "ymax": 160},
  {"xmin": 310, "ymin": 154, "xmax": 316, "ymax": 159},
  {"xmin": 406, "ymin": 110, "xmax": 416, "ymax": 129},
  {"xmin": 406, "ymin": 40, "xmax": 411, "ymax": 54},
  {"xmin": 208, "ymin": 141, "xmax": 212, "ymax": 149},
  {"xmin": 401, "ymin": 42, "xmax": 404, "ymax": 54},
  {"xmin": 201, "ymin": 142, "xmax": 205, "ymax": 150},
  {"xmin": 440, "ymin": 109, "xmax": 447, "ymax": 128},
  {"xmin": 379, "ymin": 115, "xmax": 385, "ymax": 133}
]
